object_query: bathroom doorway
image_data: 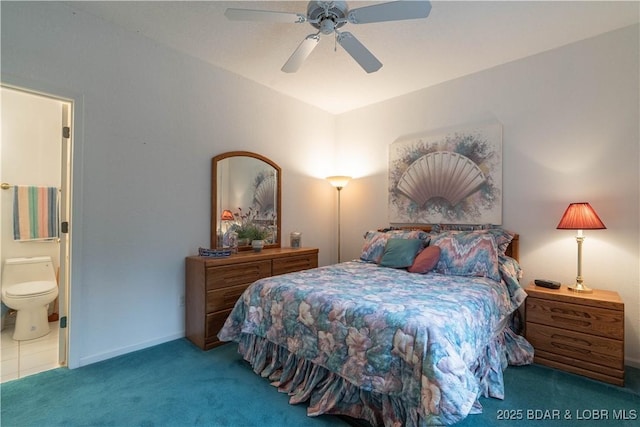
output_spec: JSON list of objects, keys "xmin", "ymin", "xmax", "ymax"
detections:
[{"xmin": 0, "ymin": 85, "xmax": 72, "ymax": 381}]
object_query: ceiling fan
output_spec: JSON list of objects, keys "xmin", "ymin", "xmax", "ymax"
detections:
[{"xmin": 225, "ymin": 1, "xmax": 432, "ymax": 73}]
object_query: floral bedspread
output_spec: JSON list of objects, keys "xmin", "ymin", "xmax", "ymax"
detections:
[{"xmin": 218, "ymin": 260, "xmax": 533, "ymax": 426}]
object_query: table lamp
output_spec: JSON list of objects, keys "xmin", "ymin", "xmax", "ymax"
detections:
[{"xmin": 556, "ymin": 202, "xmax": 606, "ymax": 293}]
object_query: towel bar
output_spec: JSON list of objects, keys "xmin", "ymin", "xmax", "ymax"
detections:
[{"xmin": 1, "ymin": 183, "xmax": 61, "ymax": 191}]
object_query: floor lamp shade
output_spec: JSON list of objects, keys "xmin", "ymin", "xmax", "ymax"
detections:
[
  {"xmin": 326, "ymin": 176, "xmax": 351, "ymax": 190},
  {"xmin": 557, "ymin": 202, "xmax": 606, "ymax": 293}
]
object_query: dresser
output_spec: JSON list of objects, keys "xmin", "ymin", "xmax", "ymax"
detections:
[
  {"xmin": 185, "ymin": 247, "xmax": 319, "ymax": 350},
  {"xmin": 524, "ymin": 284, "xmax": 624, "ymax": 385}
]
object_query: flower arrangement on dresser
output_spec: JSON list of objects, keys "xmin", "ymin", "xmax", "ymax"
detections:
[{"xmin": 229, "ymin": 207, "xmax": 274, "ymax": 246}]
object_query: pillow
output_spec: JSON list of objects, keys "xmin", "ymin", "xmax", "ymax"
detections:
[
  {"xmin": 429, "ymin": 227, "xmax": 514, "ymax": 256},
  {"xmin": 487, "ymin": 228, "xmax": 515, "ymax": 256},
  {"xmin": 408, "ymin": 245, "xmax": 441, "ymax": 273},
  {"xmin": 379, "ymin": 238, "xmax": 423, "ymax": 268},
  {"xmin": 431, "ymin": 231, "xmax": 501, "ymax": 281},
  {"xmin": 360, "ymin": 229, "xmax": 429, "ymax": 264}
]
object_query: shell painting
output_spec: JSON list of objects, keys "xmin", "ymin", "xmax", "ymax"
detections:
[
  {"xmin": 397, "ymin": 151, "xmax": 486, "ymax": 207},
  {"xmin": 389, "ymin": 121, "xmax": 502, "ymax": 224},
  {"xmin": 253, "ymin": 173, "xmax": 276, "ymax": 213}
]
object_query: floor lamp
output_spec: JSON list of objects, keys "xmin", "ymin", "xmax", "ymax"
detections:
[
  {"xmin": 326, "ymin": 176, "xmax": 351, "ymax": 263},
  {"xmin": 556, "ymin": 202, "xmax": 606, "ymax": 293}
]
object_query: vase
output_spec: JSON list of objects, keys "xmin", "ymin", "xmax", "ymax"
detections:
[
  {"xmin": 290, "ymin": 232, "xmax": 301, "ymax": 248},
  {"xmin": 252, "ymin": 240, "xmax": 264, "ymax": 252},
  {"xmin": 228, "ymin": 231, "xmax": 238, "ymax": 254}
]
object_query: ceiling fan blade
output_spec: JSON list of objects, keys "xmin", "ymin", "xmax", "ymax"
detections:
[
  {"xmin": 347, "ymin": 1, "xmax": 432, "ymax": 24},
  {"xmin": 225, "ymin": 8, "xmax": 306, "ymax": 24},
  {"xmin": 281, "ymin": 34, "xmax": 321, "ymax": 73},
  {"xmin": 337, "ymin": 32, "xmax": 382, "ymax": 73}
]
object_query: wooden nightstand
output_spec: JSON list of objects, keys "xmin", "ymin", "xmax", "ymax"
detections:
[
  {"xmin": 185, "ymin": 247, "xmax": 319, "ymax": 350},
  {"xmin": 525, "ymin": 284, "xmax": 624, "ymax": 386}
]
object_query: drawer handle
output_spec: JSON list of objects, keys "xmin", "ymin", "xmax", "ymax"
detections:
[
  {"xmin": 554, "ymin": 342, "xmax": 591, "ymax": 355},
  {"xmin": 550, "ymin": 315, "xmax": 591, "ymax": 327},
  {"xmin": 551, "ymin": 333, "xmax": 591, "ymax": 348}
]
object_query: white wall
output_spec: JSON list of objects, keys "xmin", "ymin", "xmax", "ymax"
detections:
[
  {"xmin": 1, "ymin": 2, "xmax": 336, "ymax": 367},
  {"xmin": 335, "ymin": 25, "xmax": 640, "ymax": 366}
]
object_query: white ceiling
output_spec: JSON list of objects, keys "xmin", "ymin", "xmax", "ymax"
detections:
[{"xmin": 65, "ymin": 1, "xmax": 639, "ymax": 114}]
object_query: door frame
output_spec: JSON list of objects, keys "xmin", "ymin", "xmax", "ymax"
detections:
[{"xmin": 1, "ymin": 74, "xmax": 85, "ymax": 369}]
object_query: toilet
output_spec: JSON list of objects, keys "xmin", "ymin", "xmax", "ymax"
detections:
[{"xmin": 1, "ymin": 257, "xmax": 58, "ymax": 341}]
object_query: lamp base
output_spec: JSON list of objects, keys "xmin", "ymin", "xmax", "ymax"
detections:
[{"xmin": 567, "ymin": 283, "xmax": 593, "ymax": 294}]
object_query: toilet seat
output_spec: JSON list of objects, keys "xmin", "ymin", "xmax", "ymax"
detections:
[{"xmin": 3, "ymin": 280, "xmax": 57, "ymax": 298}]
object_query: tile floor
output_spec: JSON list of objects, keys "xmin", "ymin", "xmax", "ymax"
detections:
[{"xmin": 1, "ymin": 318, "xmax": 60, "ymax": 383}]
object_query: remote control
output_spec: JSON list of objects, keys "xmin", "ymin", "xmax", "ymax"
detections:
[{"xmin": 534, "ymin": 279, "xmax": 561, "ymax": 289}]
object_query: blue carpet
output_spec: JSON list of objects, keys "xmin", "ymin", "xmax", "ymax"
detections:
[
  {"xmin": 1, "ymin": 339, "xmax": 348, "ymax": 426},
  {"xmin": 1, "ymin": 338, "xmax": 639, "ymax": 426},
  {"xmin": 457, "ymin": 364, "xmax": 640, "ymax": 427}
]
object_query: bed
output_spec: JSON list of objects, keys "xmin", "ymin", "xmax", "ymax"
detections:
[{"xmin": 218, "ymin": 226, "xmax": 534, "ymax": 426}]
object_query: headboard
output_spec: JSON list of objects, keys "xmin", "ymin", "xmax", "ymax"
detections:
[{"xmin": 395, "ymin": 225, "xmax": 520, "ymax": 262}]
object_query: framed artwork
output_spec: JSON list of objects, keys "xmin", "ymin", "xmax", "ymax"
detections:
[{"xmin": 389, "ymin": 121, "xmax": 502, "ymax": 224}]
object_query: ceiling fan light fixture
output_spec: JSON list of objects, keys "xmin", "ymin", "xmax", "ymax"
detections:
[{"xmin": 320, "ymin": 18, "xmax": 336, "ymax": 35}]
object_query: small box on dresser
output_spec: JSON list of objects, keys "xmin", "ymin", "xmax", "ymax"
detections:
[
  {"xmin": 185, "ymin": 247, "xmax": 318, "ymax": 350},
  {"xmin": 525, "ymin": 284, "xmax": 625, "ymax": 386}
]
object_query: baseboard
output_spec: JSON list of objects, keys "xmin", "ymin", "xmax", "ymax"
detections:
[
  {"xmin": 77, "ymin": 332, "xmax": 185, "ymax": 368},
  {"xmin": 625, "ymin": 357, "xmax": 640, "ymax": 369}
]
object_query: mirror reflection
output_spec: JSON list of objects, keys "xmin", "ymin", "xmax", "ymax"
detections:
[{"xmin": 212, "ymin": 151, "xmax": 281, "ymax": 250}]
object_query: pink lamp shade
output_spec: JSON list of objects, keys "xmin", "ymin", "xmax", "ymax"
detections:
[
  {"xmin": 556, "ymin": 202, "xmax": 606, "ymax": 230},
  {"xmin": 220, "ymin": 209, "xmax": 234, "ymax": 221},
  {"xmin": 556, "ymin": 202, "xmax": 605, "ymax": 294}
]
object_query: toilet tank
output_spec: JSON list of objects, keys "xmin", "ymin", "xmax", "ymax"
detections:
[{"xmin": 2, "ymin": 257, "xmax": 56, "ymax": 287}]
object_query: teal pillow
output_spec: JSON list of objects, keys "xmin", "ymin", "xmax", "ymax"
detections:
[{"xmin": 379, "ymin": 238, "xmax": 423, "ymax": 268}]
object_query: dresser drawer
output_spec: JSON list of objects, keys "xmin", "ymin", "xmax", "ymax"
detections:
[
  {"xmin": 273, "ymin": 254, "xmax": 318, "ymax": 276},
  {"xmin": 205, "ymin": 309, "xmax": 232, "ymax": 345},
  {"xmin": 526, "ymin": 298, "xmax": 623, "ymax": 340},
  {"xmin": 186, "ymin": 248, "xmax": 319, "ymax": 351},
  {"xmin": 205, "ymin": 260, "xmax": 271, "ymax": 290},
  {"xmin": 206, "ymin": 283, "xmax": 250, "ymax": 312},
  {"xmin": 526, "ymin": 323, "xmax": 624, "ymax": 370}
]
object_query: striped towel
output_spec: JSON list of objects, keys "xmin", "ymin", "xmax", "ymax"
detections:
[{"xmin": 13, "ymin": 186, "xmax": 59, "ymax": 241}]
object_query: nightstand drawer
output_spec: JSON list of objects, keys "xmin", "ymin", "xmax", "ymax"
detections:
[
  {"xmin": 205, "ymin": 260, "xmax": 271, "ymax": 290},
  {"xmin": 526, "ymin": 298, "xmax": 623, "ymax": 340},
  {"xmin": 206, "ymin": 283, "xmax": 250, "ymax": 312},
  {"xmin": 526, "ymin": 323, "xmax": 624, "ymax": 370}
]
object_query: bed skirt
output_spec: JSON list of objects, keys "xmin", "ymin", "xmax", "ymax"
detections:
[{"xmin": 232, "ymin": 327, "xmax": 533, "ymax": 426}]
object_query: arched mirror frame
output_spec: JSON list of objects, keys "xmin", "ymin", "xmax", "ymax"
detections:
[{"xmin": 211, "ymin": 151, "xmax": 282, "ymax": 251}]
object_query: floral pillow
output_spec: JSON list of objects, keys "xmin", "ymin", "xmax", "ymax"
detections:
[
  {"xmin": 430, "ymin": 230, "xmax": 501, "ymax": 281},
  {"xmin": 360, "ymin": 229, "xmax": 429, "ymax": 264}
]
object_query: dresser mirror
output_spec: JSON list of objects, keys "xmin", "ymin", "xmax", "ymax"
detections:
[{"xmin": 211, "ymin": 151, "xmax": 281, "ymax": 251}]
